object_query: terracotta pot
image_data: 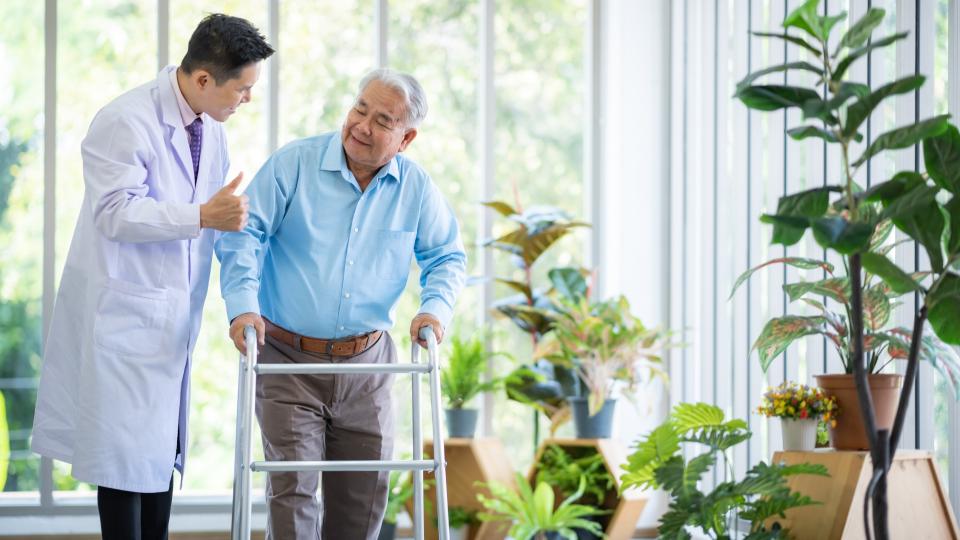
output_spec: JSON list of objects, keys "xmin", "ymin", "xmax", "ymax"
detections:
[{"xmin": 815, "ymin": 373, "xmax": 902, "ymax": 450}]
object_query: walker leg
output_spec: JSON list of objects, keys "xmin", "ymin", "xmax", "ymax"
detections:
[{"xmin": 411, "ymin": 340, "xmax": 424, "ymax": 540}]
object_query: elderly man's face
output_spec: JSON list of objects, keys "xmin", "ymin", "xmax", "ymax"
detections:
[{"xmin": 342, "ymin": 80, "xmax": 417, "ymax": 174}]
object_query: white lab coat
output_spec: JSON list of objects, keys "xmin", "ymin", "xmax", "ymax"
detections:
[{"xmin": 31, "ymin": 66, "xmax": 229, "ymax": 492}]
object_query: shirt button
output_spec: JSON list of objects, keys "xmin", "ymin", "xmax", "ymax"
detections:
[
  {"xmin": 344, "ymin": 292, "xmax": 351, "ymax": 299},
  {"xmin": 353, "ymin": 227, "xmax": 359, "ymax": 232},
  {"xmin": 348, "ymin": 260, "xmax": 354, "ymax": 265},
  {"xmin": 339, "ymin": 326, "xmax": 345, "ymax": 331}
]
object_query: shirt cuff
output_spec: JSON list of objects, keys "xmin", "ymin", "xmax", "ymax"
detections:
[
  {"xmin": 224, "ymin": 290, "xmax": 261, "ymax": 322},
  {"xmin": 172, "ymin": 202, "xmax": 201, "ymax": 239},
  {"xmin": 418, "ymin": 298, "xmax": 453, "ymax": 329}
]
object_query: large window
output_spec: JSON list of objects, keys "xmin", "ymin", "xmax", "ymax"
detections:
[
  {"xmin": 0, "ymin": 0, "xmax": 44, "ymax": 497},
  {"xmin": 0, "ymin": 0, "xmax": 594, "ymax": 517},
  {"xmin": 53, "ymin": 0, "xmax": 157, "ymax": 495},
  {"xmin": 490, "ymin": 0, "xmax": 588, "ymax": 469}
]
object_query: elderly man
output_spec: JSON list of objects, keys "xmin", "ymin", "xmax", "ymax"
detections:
[{"xmin": 216, "ymin": 69, "xmax": 466, "ymax": 539}]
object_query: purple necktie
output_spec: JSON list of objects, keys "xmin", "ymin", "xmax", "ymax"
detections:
[{"xmin": 186, "ymin": 118, "xmax": 202, "ymax": 181}]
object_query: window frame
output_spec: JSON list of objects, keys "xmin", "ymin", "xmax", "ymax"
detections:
[{"xmin": 0, "ymin": 0, "xmax": 603, "ymax": 522}]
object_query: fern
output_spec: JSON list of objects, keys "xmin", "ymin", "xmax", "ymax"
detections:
[
  {"xmin": 620, "ymin": 422, "xmax": 681, "ymax": 491},
  {"xmin": 440, "ymin": 333, "xmax": 504, "ymax": 409},
  {"xmin": 621, "ymin": 402, "xmax": 828, "ymax": 539}
]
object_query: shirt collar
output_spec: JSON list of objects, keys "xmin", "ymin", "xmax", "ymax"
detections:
[
  {"xmin": 169, "ymin": 68, "xmax": 202, "ymax": 127},
  {"xmin": 321, "ymin": 134, "xmax": 402, "ymax": 184}
]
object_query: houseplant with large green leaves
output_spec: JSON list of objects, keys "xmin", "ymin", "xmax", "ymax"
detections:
[
  {"xmin": 532, "ymin": 445, "xmax": 615, "ymax": 539},
  {"xmin": 734, "ymin": 0, "xmax": 960, "ymax": 536},
  {"xmin": 476, "ymin": 473, "xmax": 606, "ymax": 540},
  {"xmin": 620, "ymin": 402, "xmax": 829, "ymax": 539},
  {"xmin": 535, "ymin": 294, "xmax": 672, "ymax": 438},
  {"xmin": 729, "ymin": 220, "xmax": 960, "ymax": 449},
  {"xmin": 482, "ymin": 197, "xmax": 589, "ymax": 436}
]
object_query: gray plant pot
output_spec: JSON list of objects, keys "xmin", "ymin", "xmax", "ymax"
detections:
[
  {"xmin": 376, "ymin": 521, "xmax": 396, "ymax": 540},
  {"xmin": 569, "ymin": 397, "xmax": 616, "ymax": 439},
  {"xmin": 544, "ymin": 526, "xmax": 603, "ymax": 540},
  {"xmin": 445, "ymin": 407, "xmax": 478, "ymax": 438}
]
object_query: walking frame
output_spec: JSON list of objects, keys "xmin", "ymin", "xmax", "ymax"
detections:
[{"xmin": 230, "ymin": 325, "xmax": 451, "ymax": 539}]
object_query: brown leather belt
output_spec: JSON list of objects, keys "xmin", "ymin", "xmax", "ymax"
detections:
[{"xmin": 264, "ymin": 318, "xmax": 382, "ymax": 357}]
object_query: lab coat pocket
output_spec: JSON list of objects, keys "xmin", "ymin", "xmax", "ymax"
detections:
[
  {"xmin": 374, "ymin": 230, "xmax": 415, "ymax": 280},
  {"xmin": 94, "ymin": 278, "xmax": 171, "ymax": 357}
]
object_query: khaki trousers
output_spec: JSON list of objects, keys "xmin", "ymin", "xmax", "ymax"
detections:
[{"xmin": 256, "ymin": 331, "xmax": 396, "ymax": 540}]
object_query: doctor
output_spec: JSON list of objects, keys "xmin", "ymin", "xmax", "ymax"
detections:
[{"xmin": 31, "ymin": 14, "xmax": 273, "ymax": 540}]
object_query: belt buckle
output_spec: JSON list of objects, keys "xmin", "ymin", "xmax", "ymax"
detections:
[
  {"xmin": 325, "ymin": 340, "xmax": 335, "ymax": 355},
  {"xmin": 293, "ymin": 335, "xmax": 303, "ymax": 352}
]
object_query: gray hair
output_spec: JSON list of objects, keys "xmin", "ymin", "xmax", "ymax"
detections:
[{"xmin": 358, "ymin": 68, "xmax": 428, "ymax": 129}]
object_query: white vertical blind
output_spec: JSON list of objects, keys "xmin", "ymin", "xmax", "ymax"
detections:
[{"xmin": 668, "ymin": 0, "xmax": 955, "ymax": 507}]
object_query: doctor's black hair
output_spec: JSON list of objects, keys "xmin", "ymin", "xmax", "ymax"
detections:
[{"xmin": 180, "ymin": 14, "xmax": 274, "ymax": 85}]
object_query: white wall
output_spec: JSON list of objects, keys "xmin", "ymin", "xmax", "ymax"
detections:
[{"xmin": 600, "ymin": 0, "xmax": 673, "ymax": 528}]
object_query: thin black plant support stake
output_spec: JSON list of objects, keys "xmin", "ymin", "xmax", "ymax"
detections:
[
  {"xmin": 889, "ymin": 307, "xmax": 927, "ymax": 454},
  {"xmin": 849, "ymin": 253, "xmax": 886, "ymax": 540},
  {"xmin": 874, "ymin": 429, "xmax": 891, "ymax": 540},
  {"xmin": 867, "ymin": 305, "xmax": 927, "ymax": 540}
]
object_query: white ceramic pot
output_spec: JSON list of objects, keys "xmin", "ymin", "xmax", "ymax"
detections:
[
  {"xmin": 449, "ymin": 526, "xmax": 468, "ymax": 540},
  {"xmin": 780, "ymin": 417, "xmax": 818, "ymax": 451}
]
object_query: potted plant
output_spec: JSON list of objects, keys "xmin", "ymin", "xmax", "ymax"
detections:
[
  {"xmin": 620, "ymin": 402, "xmax": 829, "ymax": 539},
  {"xmin": 476, "ymin": 473, "xmax": 606, "ymax": 540},
  {"xmin": 378, "ymin": 470, "xmax": 413, "ymax": 540},
  {"xmin": 447, "ymin": 506, "xmax": 479, "ymax": 540},
  {"xmin": 734, "ymin": 1, "xmax": 960, "ymax": 535},
  {"xmin": 536, "ymin": 295, "xmax": 672, "ymax": 438},
  {"xmin": 533, "ymin": 445, "xmax": 614, "ymax": 539},
  {"xmin": 482, "ymin": 195, "xmax": 590, "ymax": 439},
  {"xmin": 756, "ymin": 382, "xmax": 839, "ymax": 451},
  {"xmin": 440, "ymin": 332, "xmax": 505, "ymax": 438},
  {"xmin": 730, "ymin": 223, "xmax": 960, "ymax": 449}
]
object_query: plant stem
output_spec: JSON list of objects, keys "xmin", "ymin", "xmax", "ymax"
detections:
[
  {"xmin": 841, "ymin": 141, "xmax": 858, "ymax": 220},
  {"xmin": 889, "ymin": 306, "xmax": 927, "ymax": 455},
  {"xmin": 850, "ymin": 252, "xmax": 884, "ymax": 539},
  {"xmin": 849, "ymin": 254, "xmax": 880, "ymax": 454}
]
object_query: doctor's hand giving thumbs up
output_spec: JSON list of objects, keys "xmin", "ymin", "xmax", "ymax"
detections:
[{"xmin": 200, "ymin": 172, "xmax": 249, "ymax": 231}]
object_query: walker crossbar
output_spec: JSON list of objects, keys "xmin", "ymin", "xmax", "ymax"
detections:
[
  {"xmin": 251, "ymin": 459, "xmax": 435, "ymax": 473},
  {"xmin": 230, "ymin": 325, "xmax": 450, "ymax": 540},
  {"xmin": 255, "ymin": 363, "xmax": 432, "ymax": 375}
]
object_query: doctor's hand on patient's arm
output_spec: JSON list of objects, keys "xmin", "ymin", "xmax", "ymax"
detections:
[
  {"xmin": 200, "ymin": 173, "xmax": 249, "ymax": 231},
  {"xmin": 229, "ymin": 312, "xmax": 265, "ymax": 355},
  {"xmin": 410, "ymin": 313, "xmax": 443, "ymax": 348}
]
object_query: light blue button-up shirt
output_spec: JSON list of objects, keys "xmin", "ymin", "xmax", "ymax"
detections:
[{"xmin": 215, "ymin": 132, "xmax": 466, "ymax": 338}]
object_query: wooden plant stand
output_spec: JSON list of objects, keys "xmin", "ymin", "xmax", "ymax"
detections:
[
  {"xmin": 407, "ymin": 438, "xmax": 517, "ymax": 540},
  {"xmin": 767, "ymin": 450, "xmax": 959, "ymax": 539},
  {"xmin": 528, "ymin": 438, "xmax": 648, "ymax": 540}
]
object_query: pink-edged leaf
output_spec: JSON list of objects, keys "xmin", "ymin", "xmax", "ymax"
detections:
[
  {"xmin": 869, "ymin": 219, "xmax": 895, "ymax": 251},
  {"xmin": 863, "ymin": 285, "xmax": 892, "ymax": 331},
  {"xmin": 920, "ymin": 335, "xmax": 960, "ymax": 399},
  {"xmin": 800, "ymin": 298, "xmax": 826, "ymax": 312},
  {"xmin": 783, "ymin": 277, "xmax": 850, "ymax": 304},
  {"xmin": 752, "ymin": 316, "xmax": 827, "ymax": 372},
  {"xmin": 872, "ymin": 330, "xmax": 910, "ymax": 359},
  {"xmin": 729, "ymin": 257, "xmax": 834, "ymax": 299}
]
